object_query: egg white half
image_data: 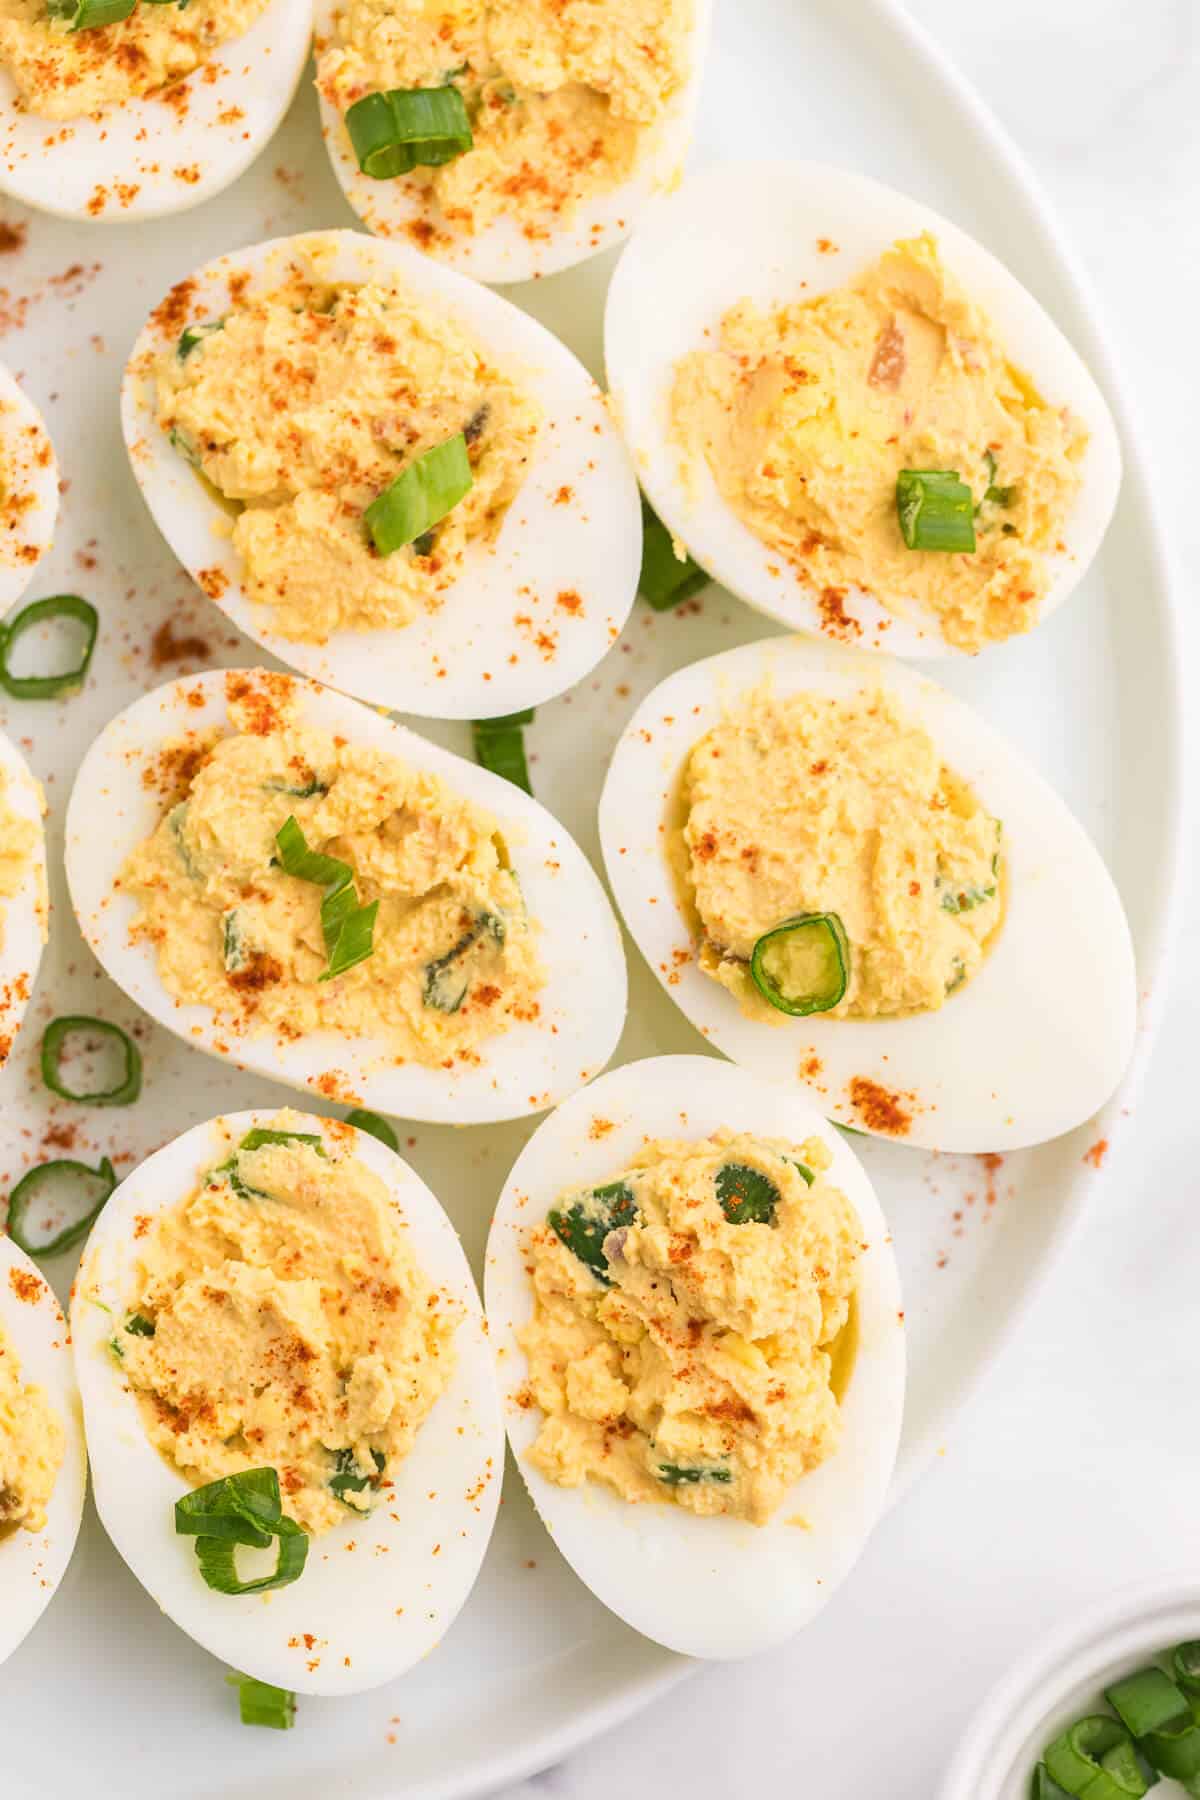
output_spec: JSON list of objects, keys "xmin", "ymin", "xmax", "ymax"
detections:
[
  {"xmin": 0, "ymin": 725, "xmax": 47, "ymax": 1066},
  {"xmin": 64, "ymin": 667, "xmax": 627, "ymax": 1123},
  {"xmin": 313, "ymin": 0, "xmax": 713, "ymax": 286},
  {"xmin": 71, "ymin": 1108, "xmax": 503, "ymax": 1697},
  {"xmin": 484, "ymin": 1053, "xmax": 905, "ymax": 1660},
  {"xmin": 0, "ymin": 362, "xmax": 58, "ymax": 608},
  {"xmin": 0, "ymin": 0, "xmax": 311, "ymax": 222},
  {"xmin": 605, "ymin": 158, "xmax": 1122, "ymax": 658},
  {"xmin": 598, "ymin": 636, "xmax": 1137, "ymax": 1154},
  {"xmin": 120, "ymin": 228, "xmax": 641, "ymax": 719},
  {"xmin": 0, "ymin": 1234, "xmax": 87, "ymax": 1668}
]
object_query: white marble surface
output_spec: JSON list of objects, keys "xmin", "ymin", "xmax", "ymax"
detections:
[{"xmin": 496, "ymin": 3, "xmax": 1200, "ymax": 1795}]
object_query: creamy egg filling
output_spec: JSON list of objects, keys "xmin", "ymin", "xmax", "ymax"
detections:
[
  {"xmin": 0, "ymin": 769, "xmax": 35, "ymax": 957},
  {"xmin": 670, "ymin": 233, "xmax": 1087, "ymax": 652},
  {"xmin": 155, "ymin": 263, "xmax": 541, "ymax": 641},
  {"xmin": 118, "ymin": 677, "xmax": 546, "ymax": 1063},
  {"xmin": 317, "ymin": 0, "xmax": 694, "ymax": 239},
  {"xmin": 0, "ymin": 0, "xmax": 271, "ymax": 121},
  {"xmin": 117, "ymin": 1119, "xmax": 460, "ymax": 1537},
  {"xmin": 0, "ymin": 1313, "xmax": 65, "ymax": 1535},
  {"xmin": 519, "ymin": 1129, "xmax": 860, "ymax": 1527},
  {"xmin": 677, "ymin": 686, "xmax": 1004, "ymax": 1020}
]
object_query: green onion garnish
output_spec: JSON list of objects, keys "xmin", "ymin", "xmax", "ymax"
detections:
[
  {"xmin": 238, "ymin": 1127, "xmax": 324, "ymax": 1156},
  {"xmin": 226, "ymin": 1672, "xmax": 296, "ymax": 1731},
  {"xmin": 749, "ymin": 913, "xmax": 850, "ymax": 1017},
  {"xmin": 178, "ymin": 319, "xmax": 224, "ymax": 359},
  {"xmin": 344, "ymin": 1109, "xmax": 399, "ymax": 1152},
  {"xmin": 0, "ymin": 594, "xmax": 98, "ymax": 699},
  {"xmin": 274, "ymin": 816, "xmax": 378, "ymax": 981},
  {"xmin": 657, "ymin": 1462, "xmax": 732, "ymax": 1487},
  {"xmin": 194, "ymin": 1521, "xmax": 308, "ymax": 1596},
  {"xmin": 1032, "ymin": 1769, "xmax": 1074, "ymax": 1800},
  {"xmin": 40, "ymin": 1015, "xmax": 142, "ymax": 1106},
  {"xmin": 1175, "ymin": 1643, "xmax": 1200, "ymax": 1698},
  {"xmin": 45, "ymin": 0, "xmax": 135, "ymax": 28},
  {"xmin": 1105, "ymin": 1668, "xmax": 1190, "ymax": 1740},
  {"xmin": 124, "ymin": 1312, "xmax": 155, "ymax": 1338},
  {"xmin": 1141, "ymin": 1713, "xmax": 1200, "ymax": 1784},
  {"xmin": 344, "ymin": 86, "xmax": 473, "ymax": 180},
  {"xmin": 5, "ymin": 1155, "xmax": 117, "ymax": 1258},
  {"xmin": 472, "ymin": 710, "xmax": 533, "ymax": 795},
  {"xmin": 715, "ymin": 1163, "xmax": 779, "ymax": 1226},
  {"xmin": 364, "ymin": 433, "xmax": 473, "ymax": 557},
  {"xmin": 783, "ymin": 1155, "xmax": 815, "ymax": 1186},
  {"xmin": 176, "ymin": 1469, "xmax": 308, "ymax": 1595},
  {"xmin": 896, "ymin": 470, "xmax": 977, "ymax": 553},
  {"xmin": 1043, "ymin": 1716, "xmax": 1149, "ymax": 1798},
  {"xmin": 639, "ymin": 499, "xmax": 708, "ymax": 611}
]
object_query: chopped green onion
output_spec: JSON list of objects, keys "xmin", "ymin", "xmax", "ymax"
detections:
[
  {"xmin": 329, "ymin": 1446, "xmax": 385, "ymax": 1505},
  {"xmin": 549, "ymin": 1181, "xmax": 638, "ymax": 1287},
  {"xmin": 345, "ymin": 85, "xmax": 473, "ymax": 180},
  {"xmin": 1175, "ymin": 1645, "xmax": 1200, "ymax": 1699},
  {"xmin": 226, "ymin": 1672, "xmax": 296, "ymax": 1731},
  {"xmin": 1105, "ymin": 1668, "xmax": 1190, "ymax": 1740},
  {"xmin": 194, "ymin": 1519, "xmax": 308, "ymax": 1595},
  {"xmin": 657, "ymin": 1462, "xmax": 732, "ymax": 1487},
  {"xmin": 639, "ymin": 499, "xmax": 709, "ymax": 611},
  {"xmin": 715, "ymin": 1163, "xmax": 779, "ymax": 1226},
  {"xmin": 422, "ymin": 911, "xmax": 504, "ymax": 1013},
  {"xmin": 1142, "ymin": 1712, "xmax": 1200, "ymax": 1783},
  {"xmin": 274, "ymin": 816, "xmax": 377, "ymax": 981},
  {"xmin": 45, "ymin": 0, "xmax": 135, "ymax": 28},
  {"xmin": 940, "ymin": 881, "xmax": 996, "ymax": 915},
  {"xmin": 783, "ymin": 1155, "xmax": 815, "ymax": 1186},
  {"xmin": 1044, "ymin": 1716, "xmax": 1149, "ymax": 1798},
  {"xmin": 5, "ymin": 1155, "xmax": 117, "ymax": 1258},
  {"xmin": 0, "ymin": 594, "xmax": 98, "ymax": 699},
  {"xmin": 178, "ymin": 319, "xmax": 224, "ymax": 359},
  {"xmin": 125, "ymin": 1312, "xmax": 155, "ymax": 1338},
  {"xmin": 344, "ymin": 1109, "xmax": 398, "ymax": 1152},
  {"xmin": 473, "ymin": 710, "xmax": 533, "ymax": 795},
  {"xmin": 750, "ymin": 913, "xmax": 850, "ymax": 1017},
  {"xmin": 364, "ymin": 433, "xmax": 473, "ymax": 556},
  {"xmin": 1032, "ymin": 1768, "xmax": 1074, "ymax": 1800},
  {"xmin": 175, "ymin": 1468, "xmax": 283, "ymax": 1546},
  {"xmin": 238, "ymin": 1127, "xmax": 324, "ymax": 1156},
  {"xmin": 896, "ymin": 470, "xmax": 977, "ymax": 553},
  {"xmin": 41, "ymin": 1015, "xmax": 142, "ymax": 1106}
]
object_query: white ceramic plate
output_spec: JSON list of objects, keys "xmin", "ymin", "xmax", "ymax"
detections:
[{"xmin": 0, "ymin": 0, "xmax": 1181, "ymax": 1794}]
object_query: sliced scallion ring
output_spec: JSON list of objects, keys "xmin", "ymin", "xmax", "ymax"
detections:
[
  {"xmin": 472, "ymin": 710, "xmax": 533, "ymax": 795},
  {"xmin": 896, "ymin": 469, "xmax": 977, "ymax": 553},
  {"xmin": 749, "ymin": 913, "xmax": 850, "ymax": 1017},
  {"xmin": 194, "ymin": 1518, "xmax": 308, "ymax": 1595},
  {"xmin": 364, "ymin": 433, "xmax": 473, "ymax": 557},
  {"xmin": 344, "ymin": 1109, "xmax": 399, "ymax": 1152},
  {"xmin": 345, "ymin": 85, "xmax": 473, "ymax": 180},
  {"xmin": 46, "ymin": 0, "xmax": 136, "ymax": 28},
  {"xmin": 237, "ymin": 1127, "xmax": 324, "ymax": 1156},
  {"xmin": 174, "ymin": 1468, "xmax": 283, "ymax": 1545},
  {"xmin": 0, "ymin": 594, "xmax": 98, "ymax": 699},
  {"xmin": 639, "ymin": 499, "xmax": 708, "ymax": 611},
  {"xmin": 274, "ymin": 816, "xmax": 378, "ymax": 980},
  {"xmin": 226, "ymin": 1672, "xmax": 296, "ymax": 1730},
  {"xmin": 1175, "ymin": 1642, "xmax": 1200, "ymax": 1698},
  {"xmin": 5, "ymin": 1154, "xmax": 117, "ymax": 1258},
  {"xmin": 1044, "ymin": 1716, "xmax": 1148, "ymax": 1798},
  {"xmin": 41, "ymin": 1015, "xmax": 142, "ymax": 1106},
  {"xmin": 1105, "ymin": 1667, "xmax": 1190, "ymax": 1739},
  {"xmin": 178, "ymin": 318, "xmax": 224, "ymax": 359}
]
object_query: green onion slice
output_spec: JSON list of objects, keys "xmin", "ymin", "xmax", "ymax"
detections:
[
  {"xmin": 345, "ymin": 85, "xmax": 473, "ymax": 180},
  {"xmin": 5, "ymin": 1155, "xmax": 117, "ymax": 1258},
  {"xmin": 0, "ymin": 594, "xmax": 98, "ymax": 699},
  {"xmin": 1032, "ymin": 1768, "xmax": 1075, "ymax": 1800},
  {"xmin": 1044, "ymin": 1716, "xmax": 1149, "ymax": 1798},
  {"xmin": 178, "ymin": 319, "xmax": 224, "ymax": 359},
  {"xmin": 274, "ymin": 816, "xmax": 377, "ymax": 981},
  {"xmin": 749, "ymin": 913, "xmax": 850, "ymax": 1017},
  {"xmin": 715, "ymin": 1162, "xmax": 779, "ymax": 1226},
  {"xmin": 473, "ymin": 710, "xmax": 533, "ymax": 795},
  {"xmin": 783, "ymin": 1154, "xmax": 815, "ymax": 1186},
  {"xmin": 226, "ymin": 1672, "xmax": 296, "ymax": 1730},
  {"xmin": 1175, "ymin": 1644, "xmax": 1200, "ymax": 1698},
  {"xmin": 194, "ymin": 1518, "xmax": 308, "ymax": 1596},
  {"xmin": 639, "ymin": 499, "xmax": 708, "ymax": 611},
  {"xmin": 1105, "ymin": 1667, "xmax": 1190, "ymax": 1740},
  {"xmin": 896, "ymin": 470, "xmax": 977, "ymax": 553},
  {"xmin": 1142, "ymin": 1712, "xmax": 1200, "ymax": 1783},
  {"xmin": 238, "ymin": 1127, "xmax": 324, "ymax": 1156},
  {"xmin": 41, "ymin": 1015, "xmax": 142, "ymax": 1106},
  {"xmin": 124, "ymin": 1312, "xmax": 156, "ymax": 1338},
  {"xmin": 549, "ymin": 1181, "xmax": 638, "ymax": 1287},
  {"xmin": 46, "ymin": 0, "xmax": 136, "ymax": 28},
  {"xmin": 175, "ymin": 1468, "xmax": 284, "ymax": 1546},
  {"xmin": 344, "ymin": 1109, "xmax": 399, "ymax": 1152},
  {"xmin": 364, "ymin": 433, "xmax": 473, "ymax": 557}
]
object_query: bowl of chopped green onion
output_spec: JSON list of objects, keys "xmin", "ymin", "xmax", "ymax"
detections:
[{"xmin": 942, "ymin": 1581, "xmax": 1200, "ymax": 1799}]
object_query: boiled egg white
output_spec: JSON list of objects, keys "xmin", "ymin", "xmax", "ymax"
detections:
[
  {"xmin": 120, "ymin": 228, "xmax": 641, "ymax": 720},
  {"xmin": 0, "ymin": 362, "xmax": 57, "ymax": 607},
  {"xmin": 71, "ymin": 1108, "xmax": 502, "ymax": 1696},
  {"xmin": 63, "ymin": 666, "xmax": 627, "ymax": 1124},
  {"xmin": 0, "ymin": 725, "xmax": 47, "ymax": 1067},
  {"xmin": 313, "ymin": 0, "xmax": 713, "ymax": 286},
  {"xmin": 598, "ymin": 635, "xmax": 1137, "ymax": 1154},
  {"xmin": 484, "ymin": 1053, "xmax": 905, "ymax": 1659},
  {"xmin": 0, "ymin": 0, "xmax": 310, "ymax": 223},
  {"xmin": 605, "ymin": 158, "xmax": 1122, "ymax": 657},
  {"xmin": 0, "ymin": 1234, "xmax": 87, "ymax": 1668}
]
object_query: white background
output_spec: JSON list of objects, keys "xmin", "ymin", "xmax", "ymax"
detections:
[{"xmin": 496, "ymin": 2, "xmax": 1200, "ymax": 1795}]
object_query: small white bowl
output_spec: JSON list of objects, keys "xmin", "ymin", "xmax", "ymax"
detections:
[{"xmin": 941, "ymin": 1578, "xmax": 1200, "ymax": 1800}]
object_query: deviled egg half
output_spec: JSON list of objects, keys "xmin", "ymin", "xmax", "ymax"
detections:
[
  {"xmin": 314, "ymin": 0, "xmax": 713, "ymax": 286},
  {"xmin": 72, "ymin": 1108, "xmax": 502, "ymax": 1695},
  {"xmin": 0, "ymin": 0, "xmax": 310, "ymax": 221},
  {"xmin": 598, "ymin": 636, "xmax": 1136, "ymax": 1154},
  {"xmin": 0, "ymin": 725, "xmax": 47, "ymax": 1066},
  {"xmin": 485, "ymin": 1054, "xmax": 905, "ymax": 1659},
  {"xmin": 121, "ymin": 229, "xmax": 641, "ymax": 720},
  {"xmin": 65, "ymin": 666, "xmax": 626, "ymax": 1123},
  {"xmin": 606, "ymin": 159, "xmax": 1122, "ymax": 658},
  {"xmin": 0, "ymin": 1233, "xmax": 87, "ymax": 1668},
  {"xmin": 0, "ymin": 361, "xmax": 58, "ymax": 607}
]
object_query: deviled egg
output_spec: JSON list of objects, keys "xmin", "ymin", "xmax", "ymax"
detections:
[
  {"xmin": 605, "ymin": 159, "xmax": 1122, "ymax": 657},
  {"xmin": 0, "ymin": 361, "xmax": 57, "ymax": 606},
  {"xmin": 0, "ymin": 724, "xmax": 47, "ymax": 1066},
  {"xmin": 72, "ymin": 1108, "xmax": 502, "ymax": 1695},
  {"xmin": 121, "ymin": 229, "xmax": 641, "ymax": 720},
  {"xmin": 485, "ymin": 1054, "xmax": 905, "ymax": 1659},
  {"xmin": 598, "ymin": 636, "xmax": 1136, "ymax": 1154},
  {"xmin": 0, "ymin": 0, "xmax": 310, "ymax": 222},
  {"xmin": 64, "ymin": 666, "xmax": 626, "ymax": 1123},
  {"xmin": 314, "ymin": 0, "xmax": 713, "ymax": 286},
  {"xmin": 0, "ymin": 1233, "xmax": 87, "ymax": 1668}
]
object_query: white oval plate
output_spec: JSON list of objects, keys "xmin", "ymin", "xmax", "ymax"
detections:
[
  {"xmin": 0, "ymin": 0, "xmax": 1182, "ymax": 1793},
  {"xmin": 0, "ymin": 724, "xmax": 46, "ymax": 1066}
]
